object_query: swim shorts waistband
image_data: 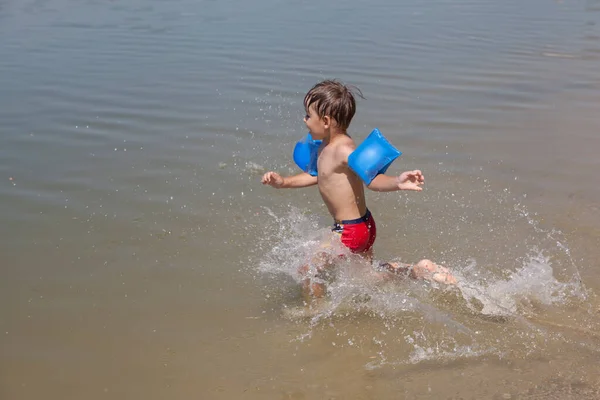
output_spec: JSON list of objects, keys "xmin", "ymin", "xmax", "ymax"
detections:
[
  {"xmin": 334, "ymin": 209, "xmax": 372, "ymax": 226},
  {"xmin": 331, "ymin": 210, "xmax": 377, "ymax": 253}
]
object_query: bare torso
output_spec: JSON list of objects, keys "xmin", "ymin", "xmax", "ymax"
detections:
[{"xmin": 317, "ymin": 134, "xmax": 367, "ymax": 221}]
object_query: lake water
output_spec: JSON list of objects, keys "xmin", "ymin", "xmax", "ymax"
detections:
[{"xmin": 2, "ymin": 0, "xmax": 600, "ymax": 398}]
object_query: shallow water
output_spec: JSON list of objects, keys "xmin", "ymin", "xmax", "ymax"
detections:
[{"xmin": 2, "ymin": 0, "xmax": 600, "ymax": 398}]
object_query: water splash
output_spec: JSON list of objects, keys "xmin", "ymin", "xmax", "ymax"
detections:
[
  {"xmin": 255, "ymin": 200, "xmax": 594, "ymax": 366},
  {"xmin": 458, "ymin": 251, "xmax": 581, "ymax": 317}
]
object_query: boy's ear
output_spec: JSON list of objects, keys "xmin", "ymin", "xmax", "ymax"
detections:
[{"xmin": 323, "ymin": 115, "xmax": 331, "ymax": 128}]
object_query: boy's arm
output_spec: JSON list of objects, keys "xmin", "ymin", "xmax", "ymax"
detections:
[
  {"xmin": 366, "ymin": 170, "xmax": 425, "ymax": 192},
  {"xmin": 337, "ymin": 144, "xmax": 424, "ymax": 192},
  {"xmin": 261, "ymin": 171, "xmax": 318, "ymax": 189}
]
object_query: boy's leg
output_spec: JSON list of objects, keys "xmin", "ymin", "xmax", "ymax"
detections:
[
  {"xmin": 380, "ymin": 259, "xmax": 457, "ymax": 285},
  {"xmin": 411, "ymin": 259, "xmax": 457, "ymax": 284},
  {"xmin": 297, "ymin": 228, "xmax": 375, "ymax": 300},
  {"xmin": 297, "ymin": 245, "xmax": 337, "ymax": 300},
  {"xmin": 298, "ymin": 262, "xmax": 327, "ymax": 299}
]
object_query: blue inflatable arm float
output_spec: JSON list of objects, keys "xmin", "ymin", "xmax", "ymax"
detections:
[
  {"xmin": 293, "ymin": 133, "xmax": 322, "ymax": 176},
  {"xmin": 348, "ymin": 128, "xmax": 401, "ymax": 185}
]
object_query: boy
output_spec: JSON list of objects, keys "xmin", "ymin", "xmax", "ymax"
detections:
[{"xmin": 262, "ymin": 80, "xmax": 456, "ymax": 297}]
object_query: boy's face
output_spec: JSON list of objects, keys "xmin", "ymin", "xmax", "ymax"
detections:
[{"xmin": 303, "ymin": 105, "xmax": 329, "ymax": 140}]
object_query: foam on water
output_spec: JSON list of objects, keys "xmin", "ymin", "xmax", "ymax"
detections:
[{"xmin": 255, "ymin": 199, "xmax": 594, "ymax": 365}]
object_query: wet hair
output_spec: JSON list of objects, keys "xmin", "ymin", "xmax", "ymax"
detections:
[{"xmin": 304, "ymin": 80, "xmax": 364, "ymax": 130}]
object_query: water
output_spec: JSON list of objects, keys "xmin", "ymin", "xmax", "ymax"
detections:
[{"xmin": 2, "ymin": 0, "xmax": 600, "ymax": 398}]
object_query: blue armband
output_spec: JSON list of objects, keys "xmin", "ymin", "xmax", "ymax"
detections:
[
  {"xmin": 293, "ymin": 133, "xmax": 322, "ymax": 176},
  {"xmin": 348, "ymin": 128, "xmax": 401, "ymax": 185}
]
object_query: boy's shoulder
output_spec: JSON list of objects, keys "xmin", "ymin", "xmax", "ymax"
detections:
[
  {"xmin": 338, "ymin": 134, "xmax": 358, "ymax": 151},
  {"xmin": 327, "ymin": 134, "xmax": 357, "ymax": 164}
]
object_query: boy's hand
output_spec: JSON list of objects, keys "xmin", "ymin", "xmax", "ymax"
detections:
[
  {"xmin": 396, "ymin": 170, "xmax": 424, "ymax": 191},
  {"xmin": 261, "ymin": 171, "xmax": 285, "ymax": 188}
]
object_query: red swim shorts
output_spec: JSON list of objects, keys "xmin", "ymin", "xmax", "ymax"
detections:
[{"xmin": 332, "ymin": 209, "xmax": 377, "ymax": 254}]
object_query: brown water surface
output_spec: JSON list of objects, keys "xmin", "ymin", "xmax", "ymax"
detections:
[{"xmin": 1, "ymin": 0, "xmax": 600, "ymax": 398}]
